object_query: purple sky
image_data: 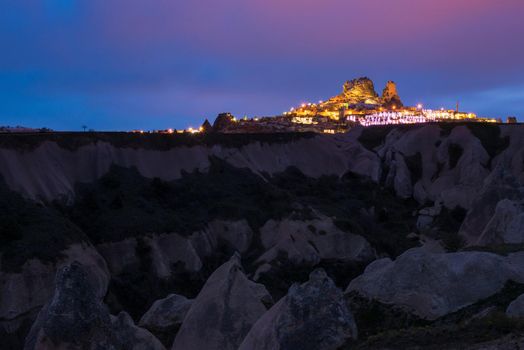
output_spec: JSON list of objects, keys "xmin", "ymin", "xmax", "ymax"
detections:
[{"xmin": 1, "ymin": 0, "xmax": 523, "ymax": 130}]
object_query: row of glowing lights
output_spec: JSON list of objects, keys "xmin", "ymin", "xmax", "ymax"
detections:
[
  {"xmin": 133, "ymin": 126, "xmax": 203, "ymax": 134},
  {"xmin": 133, "ymin": 115, "xmax": 263, "ymax": 134},
  {"xmin": 284, "ymin": 103, "xmax": 428, "ymax": 115}
]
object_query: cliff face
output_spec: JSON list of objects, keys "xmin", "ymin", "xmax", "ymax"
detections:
[
  {"xmin": 1, "ymin": 124, "xmax": 524, "ymax": 349},
  {"xmin": 1, "ymin": 124, "xmax": 521, "ymax": 207}
]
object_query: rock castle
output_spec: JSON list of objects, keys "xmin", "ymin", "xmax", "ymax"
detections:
[{"xmin": 208, "ymin": 77, "xmax": 500, "ymax": 134}]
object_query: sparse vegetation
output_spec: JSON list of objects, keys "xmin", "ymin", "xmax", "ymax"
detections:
[{"xmin": 0, "ymin": 182, "xmax": 87, "ymax": 272}]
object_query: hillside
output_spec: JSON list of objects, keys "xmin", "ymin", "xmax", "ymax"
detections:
[{"xmin": 2, "ymin": 123, "xmax": 524, "ymax": 349}]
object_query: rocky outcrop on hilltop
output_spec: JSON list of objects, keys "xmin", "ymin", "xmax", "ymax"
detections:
[
  {"xmin": 171, "ymin": 254, "xmax": 272, "ymax": 350},
  {"xmin": 239, "ymin": 269, "xmax": 357, "ymax": 350},
  {"xmin": 212, "ymin": 112, "xmax": 235, "ymax": 132},
  {"xmin": 322, "ymin": 77, "xmax": 405, "ymax": 108},
  {"xmin": 381, "ymin": 80, "xmax": 403, "ymax": 107},
  {"xmin": 342, "ymin": 77, "xmax": 381, "ymax": 105},
  {"xmin": 328, "ymin": 77, "xmax": 381, "ymax": 105},
  {"xmin": 201, "ymin": 119, "xmax": 213, "ymax": 133},
  {"xmin": 24, "ymin": 262, "xmax": 164, "ymax": 350}
]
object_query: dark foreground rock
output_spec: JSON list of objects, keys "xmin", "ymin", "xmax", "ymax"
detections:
[
  {"xmin": 506, "ymin": 294, "xmax": 524, "ymax": 318},
  {"xmin": 24, "ymin": 262, "xmax": 164, "ymax": 350},
  {"xmin": 139, "ymin": 294, "xmax": 192, "ymax": 347},
  {"xmin": 171, "ymin": 253, "xmax": 272, "ymax": 350},
  {"xmin": 239, "ymin": 269, "xmax": 357, "ymax": 350}
]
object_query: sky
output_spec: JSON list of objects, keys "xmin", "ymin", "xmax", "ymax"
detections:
[{"xmin": 0, "ymin": 0, "xmax": 523, "ymax": 131}]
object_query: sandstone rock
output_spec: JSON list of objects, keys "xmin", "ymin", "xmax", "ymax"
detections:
[
  {"xmin": 416, "ymin": 215, "xmax": 433, "ymax": 231},
  {"xmin": 193, "ymin": 220, "xmax": 254, "ymax": 255},
  {"xmin": 171, "ymin": 253, "xmax": 272, "ymax": 350},
  {"xmin": 328, "ymin": 77, "xmax": 381, "ymax": 105},
  {"xmin": 343, "ymin": 77, "xmax": 380, "ymax": 105},
  {"xmin": 201, "ymin": 119, "xmax": 213, "ymax": 133},
  {"xmin": 253, "ymin": 217, "xmax": 374, "ymax": 276},
  {"xmin": 0, "ymin": 243, "xmax": 109, "ymax": 338},
  {"xmin": 111, "ymin": 311, "xmax": 166, "ymax": 350},
  {"xmin": 0, "ymin": 123, "xmax": 522, "ymax": 208},
  {"xmin": 459, "ymin": 166, "xmax": 523, "ymax": 246},
  {"xmin": 477, "ymin": 199, "xmax": 524, "ymax": 245},
  {"xmin": 98, "ymin": 219, "xmax": 253, "ymax": 282},
  {"xmin": 212, "ymin": 113, "xmax": 235, "ymax": 132},
  {"xmin": 24, "ymin": 262, "xmax": 164, "ymax": 350},
  {"xmin": 506, "ymin": 294, "xmax": 524, "ymax": 318},
  {"xmin": 97, "ymin": 233, "xmax": 203, "ymax": 280},
  {"xmin": 239, "ymin": 269, "xmax": 357, "ymax": 350},
  {"xmin": 346, "ymin": 248, "xmax": 524, "ymax": 320},
  {"xmin": 393, "ymin": 153, "xmax": 413, "ymax": 199},
  {"xmin": 381, "ymin": 81, "xmax": 403, "ymax": 107},
  {"xmin": 139, "ymin": 294, "xmax": 192, "ymax": 336}
]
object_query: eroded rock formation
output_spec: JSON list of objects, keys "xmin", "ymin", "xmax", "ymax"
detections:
[
  {"xmin": 24, "ymin": 262, "xmax": 164, "ymax": 350},
  {"xmin": 381, "ymin": 80, "xmax": 403, "ymax": 107},
  {"xmin": 347, "ymin": 247, "xmax": 524, "ymax": 320},
  {"xmin": 139, "ymin": 294, "xmax": 192, "ymax": 346},
  {"xmin": 0, "ymin": 123, "xmax": 523, "ymax": 349},
  {"xmin": 239, "ymin": 269, "xmax": 357, "ymax": 350},
  {"xmin": 171, "ymin": 253, "xmax": 272, "ymax": 350}
]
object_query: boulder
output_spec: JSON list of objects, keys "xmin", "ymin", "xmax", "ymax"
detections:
[
  {"xmin": 459, "ymin": 167, "xmax": 524, "ymax": 246},
  {"xmin": 239, "ymin": 269, "xmax": 357, "ymax": 350},
  {"xmin": 477, "ymin": 199, "xmax": 524, "ymax": 245},
  {"xmin": 253, "ymin": 217, "xmax": 374, "ymax": 279},
  {"xmin": 139, "ymin": 294, "xmax": 192, "ymax": 344},
  {"xmin": 111, "ymin": 311, "xmax": 166, "ymax": 350},
  {"xmin": 506, "ymin": 294, "xmax": 524, "ymax": 318},
  {"xmin": 171, "ymin": 253, "xmax": 272, "ymax": 350},
  {"xmin": 393, "ymin": 154, "xmax": 413, "ymax": 199},
  {"xmin": 24, "ymin": 262, "xmax": 164, "ymax": 350},
  {"xmin": 0, "ymin": 243, "xmax": 109, "ymax": 338},
  {"xmin": 346, "ymin": 248, "xmax": 524, "ymax": 320}
]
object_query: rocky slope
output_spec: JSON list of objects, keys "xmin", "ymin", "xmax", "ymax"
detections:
[{"xmin": 1, "ymin": 123, "xmax": 524, "ymax": 349}]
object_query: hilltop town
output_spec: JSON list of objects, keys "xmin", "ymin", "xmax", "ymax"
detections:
[
  {"xmin": 1, "ymin": 78, "xmax": 518, "ymax": 136},
  {"xmin": 203, "ymin": 77, "xmax": 516, "ymax": 134}
]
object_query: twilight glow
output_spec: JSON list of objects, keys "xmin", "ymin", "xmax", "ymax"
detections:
[{"xmin": 0, "ymin": 0, "xmax": 523, "ymax": 130}]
